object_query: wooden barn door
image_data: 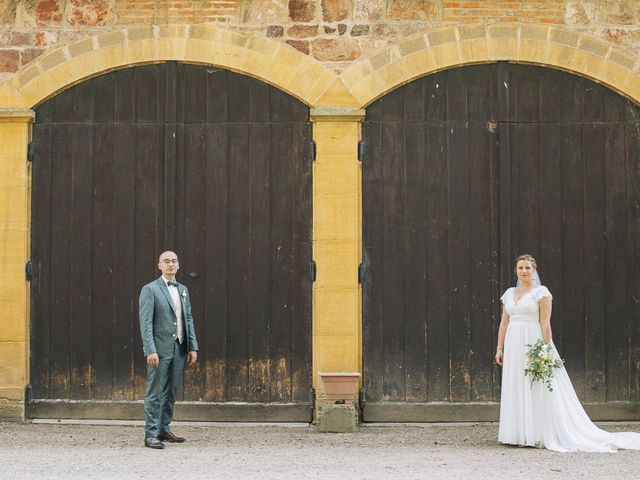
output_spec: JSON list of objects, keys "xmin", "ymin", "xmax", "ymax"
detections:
[
  {"xmin": 361, "ymin": 63, "xmax": 640, "ymax": 421},
  {"xmin": 29, "ymin": 63, "xmax": 313, "ymax": 421}
]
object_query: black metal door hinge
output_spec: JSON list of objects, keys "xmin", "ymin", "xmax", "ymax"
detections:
[
  {"xmin": 359, "ymin": 386, "xmax": 366, "ymax": 414},
  {"xmin": 310, "ymin": 260, "xmax": 316, "ymax": 282},
  {"xmin": 25, "ymin": 384, "xmax": 32, "ymax": 402},
  {"xmin": 358, "ymin": 262, "xmax": 365, "ymax": 284},
  {"xmin": 25, "ymin": 260, "xmax": 33, "ymax": 281},
  {"xmin": 27, "ymin": 142, "xmax": 34, "ymax": 162},
  {"xmin": 310, "ymin": 141, "xmax": 316, "ymax": 162},
  {"xmin": 310, "ymin": 387, "xmax": 316, "ymax": 409},
  {"xmin": 358, "ymin": 140, "xmax": 364, "ymax": 162}
]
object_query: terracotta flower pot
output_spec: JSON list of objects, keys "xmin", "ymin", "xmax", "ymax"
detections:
[{"xmin": 319, "ymin": 372, "xmax": 361, "ymax": 404}]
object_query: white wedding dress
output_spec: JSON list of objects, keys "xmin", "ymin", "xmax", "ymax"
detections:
[{"xmin": 498, "ymin": 285, "xmax": 640, "ymax": 452}]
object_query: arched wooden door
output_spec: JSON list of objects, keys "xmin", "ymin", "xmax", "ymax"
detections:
[
  {"xmin": 362, "ymin": 63, "xmax": 640, "ymax": 421},
  {"xmin": 29, "ymin": 63, "xmax": 313, "ymax": 421}
]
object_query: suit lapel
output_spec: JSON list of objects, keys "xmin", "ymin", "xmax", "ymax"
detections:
[{"xmin": 157, "ymin": 277, "xmax": 177, "ymax": 315}]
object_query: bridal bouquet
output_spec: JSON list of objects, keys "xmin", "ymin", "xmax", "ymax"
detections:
[{"xmin": 524, "ymin": 339, "xmax": 564, "ymax": 392}]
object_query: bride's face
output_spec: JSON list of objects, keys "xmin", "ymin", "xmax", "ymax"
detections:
[{"xmin": 516, "ymin": 260, "xmax": 535, "ymax": 283}]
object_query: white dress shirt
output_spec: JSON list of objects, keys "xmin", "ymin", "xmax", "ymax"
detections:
[{"xmin": 163, "ymin": 276, "xmax": 184, "ymax": 344}]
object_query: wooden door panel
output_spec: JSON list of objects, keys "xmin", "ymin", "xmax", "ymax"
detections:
[
  {"xmin": 362, "ymin": 63, "xmax": 640, "ymax": 420},
  {"xmin": 30, "ymin": 63, "xmax": 312, "ymax": 414}
]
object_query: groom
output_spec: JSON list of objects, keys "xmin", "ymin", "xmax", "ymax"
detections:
[{"xmin": 139, "ymin": 250, "xmax": 198, "ymax": 449}]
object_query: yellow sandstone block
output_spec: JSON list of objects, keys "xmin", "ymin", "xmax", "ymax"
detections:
[
  {"xmin": 0, "ymin": 296, "xmax": 27, "ymax": 342},
  {"xmin": 430, "ymin": 44, "xmax": 463, "ymax": 71},
  {"xmin": 183, "ymin": 39, "xmax": 216, "ymax": 65},
  {"xmin": 313, "ymin": 158, "xmax": 359, "ymax": 195},
  {"xmin": 313, "ymin": 286, "xmax": 359, "ymax": 337},
  {"xmin": 157, "ymin": 38, "xmax": 188, "ymax": 61},
  {"xmin": 315, "ymin": 78, "xmax": 360, "ymax": 108},
  {"xmin": 313, "ymin": 239, "xmax": 359, "ymax": 288},
  {"xmin": 518, "ymin": 38, "xmax": 549, "ymax": 64},
  {"xmin": 313, "ymin": 335, "xmax": 359, "ymax": 379},
  {"xmin": 0, "ymin": 342, "xmax": 27, "ymax": 386},
  {"xmin": 340, "ymin": 60, "xmax": 374, "ymax": 94},
  {"xmin": 458, "ymin": 38, "xmax": 489, "ymax": 65},
  {"xmin": 546, "ymin": 44, "xmax": 577, "ymax": 71},
  {"xmin": 487, "ymin": 37, "xmax": 517, "ymax": 62},
  {"xmin": 0, "ymin": 185, "xmax": 28, "ymax": 223},
  {"xmin": 314, "ymin": 193, "xmax": 359, "ymax": 242},
  {"xmin": 402, "ymin": 49, "xmax": 439, "ymax": 81},
  {"xmin": 599, "ymin": 62, "xmax": 633, "ymax": 95}
]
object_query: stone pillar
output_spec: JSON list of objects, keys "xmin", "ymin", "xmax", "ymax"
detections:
[
  {"xmin": 0, "ymin": 110, "xmax": 34, "ymax": 420},
  {"xmin": 310, "ymin": 107, "xmax": 364, "ymax": 420}
]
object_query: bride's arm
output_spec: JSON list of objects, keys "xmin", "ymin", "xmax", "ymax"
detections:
[
  {"xmin": 539, "ymin": 297, "xmax": 553, "ymax": 343},
  {"xmin": 495, "ymin": 307, "xmax": 509, "ymax": 366}
]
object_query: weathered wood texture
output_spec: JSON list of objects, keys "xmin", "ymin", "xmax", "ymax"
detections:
[
  {"xmin": 30, "ymin": 63, "xmax": 312, "ymax": 409},
  {"xmin": 362, "ymin": 63, "xmax": 640, "ymax": 415}
]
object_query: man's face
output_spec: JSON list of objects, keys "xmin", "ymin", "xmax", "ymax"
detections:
[{"xmin": 158, "ymin": 251, "xmax": 179, "ymax": 277}]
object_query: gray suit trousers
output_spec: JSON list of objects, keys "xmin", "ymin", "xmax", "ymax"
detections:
[{"xmin": 144, "ymin": 340, "xmax": 186, "ymax": 438}]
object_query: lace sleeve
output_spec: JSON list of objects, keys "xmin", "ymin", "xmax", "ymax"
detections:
[
  {"xmin": 535, "ymin": 285, "xmax": 553, "ymax": 302},
  {"xmin": 500, "ymin": 288, "xmax": 513, "ymax": 304}
]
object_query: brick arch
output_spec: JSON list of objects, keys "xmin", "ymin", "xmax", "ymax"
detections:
[
  {"xmin": 0, "ymin": 24, "xmax": 345, "ymax": 109},
  {"xmin": 340, "ymin": 24, "xmax": 640, "ymax": 108}
]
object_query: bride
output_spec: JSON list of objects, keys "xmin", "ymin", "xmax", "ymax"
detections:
[{"xmin": 495, "ymin": 254, "xmax": 640, "ymax": 452}]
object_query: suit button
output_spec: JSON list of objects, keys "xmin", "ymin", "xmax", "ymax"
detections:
[
  {"xmin": 173, "ymin": 334, "xmax": 176, "ymax": 337},
  {"xmin": 173, "ymin": 322, "xmax": 177, "ymax": 326}
]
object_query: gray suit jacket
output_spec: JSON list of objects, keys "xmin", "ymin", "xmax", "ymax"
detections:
[{"xmin": 139, "ymin": 277, "xmax": 199, "ymax": 358}]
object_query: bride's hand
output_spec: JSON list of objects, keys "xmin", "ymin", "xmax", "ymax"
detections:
[{"xmin": 495, "ymin": 350, "xmax": 503, "ymax": 366}]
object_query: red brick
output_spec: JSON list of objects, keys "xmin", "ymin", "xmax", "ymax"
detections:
[{"xmin": 0, "ymin": 49, "xmax": 19, "ymax": 72}]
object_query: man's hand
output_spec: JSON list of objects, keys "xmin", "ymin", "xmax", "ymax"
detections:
[
  {"xmin": 147, "ymin": 353, "xmax": 159, "ymax": 368},
  {"xmin": 187, "ymin": 351, "xmax": 198, "ymax": 366}
]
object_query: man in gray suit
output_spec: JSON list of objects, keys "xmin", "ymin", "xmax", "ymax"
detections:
[{"xmin": 139, "ymin": 250, "xmax": 198, "ymax": 449}]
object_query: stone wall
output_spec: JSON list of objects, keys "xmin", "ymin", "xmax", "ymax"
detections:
[{"xmin": 1, "ymin": 0, "xmax": 639, "ymax": 80}]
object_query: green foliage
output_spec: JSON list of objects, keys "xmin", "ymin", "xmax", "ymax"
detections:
[{"xmin": 524, "ymin": 339, "xmax": 565, "ymax": 392}]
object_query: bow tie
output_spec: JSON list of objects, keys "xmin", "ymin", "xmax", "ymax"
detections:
[{"xmin": 167, "ymin": 281, "xmax": 179, "ymax": 287}]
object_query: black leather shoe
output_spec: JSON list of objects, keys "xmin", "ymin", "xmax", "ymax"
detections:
[
  {"xmin": 158, "ymin": 431, "xmax": 186, "ymax": 443},
  {"xmin": 144, "ymin": 437, "xmax": 165, "ymax": 449}
]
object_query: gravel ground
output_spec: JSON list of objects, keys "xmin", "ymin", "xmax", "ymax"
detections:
[{"xmin": 1, "ymin": 421, "xmax": 639, "ymax": 480}]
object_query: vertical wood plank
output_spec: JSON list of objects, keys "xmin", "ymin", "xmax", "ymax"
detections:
[
  {"xmin": 226, "ymin": 122, "xmax": 251, "ymax": 400},
  {"xmin": 247, "ymin": 122, "xmax": 271, "ymax": 402},
  {"xmin": 424, "ymin": 122, "xmax": 450, "ymax": 402},
  {"xmin": 604, "ymin": 122, "xmax": 630, "ymax": 401},
  {"xmin": 91, "ymin": 123, "xmax": 115, "ymax": 399},
  {"xmin": 204, "ymin": 123, "xmax": 229, "ymax": 402},
  {"xmin": 561, "ymin": 122, "xmax": 586, "ymax": 400},
  {"xmin": 30, "ymin": 124, "xmax": 52, "ymax": 399},
  {"xmin": 269, "ymin": 121, "xmax": 294, "ymax": 402},
  {"xmin": 583, "ymin": 123, "xmax": 607, "ymax": 403},
  {"xmin": 181, "ymin": 123, "xmax": 207, "ymax": 401},
  {"xmin": 362, "ymin": 118, "xmax": 384, "ymax": 402},
  {"xmin": 48, "ymin": 123, "xmax": 73, "ymax": 399},
  {"xmin": 112, "ymin": 123, "xmax": 136, "ymax": 400},
  {"xmin": 291, "ymin": 120, "xmax": 312, "ymax": 403},
  {"xmin": 403, "ymin": 80, "xmax": 427, "ymax": 402},
  {"xmin": 381, "ymin": 117, "xmax": 405, "ymax": 401}
]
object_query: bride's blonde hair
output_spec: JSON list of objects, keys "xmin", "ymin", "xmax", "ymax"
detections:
[{"xmin": 514, "ymin": 254, "xmax": 537, "ymax": 270}]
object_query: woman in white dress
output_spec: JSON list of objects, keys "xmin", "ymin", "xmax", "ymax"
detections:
[{"xmin": 495, "ymin": 254, "xmax": 640, "ymax": 452}]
